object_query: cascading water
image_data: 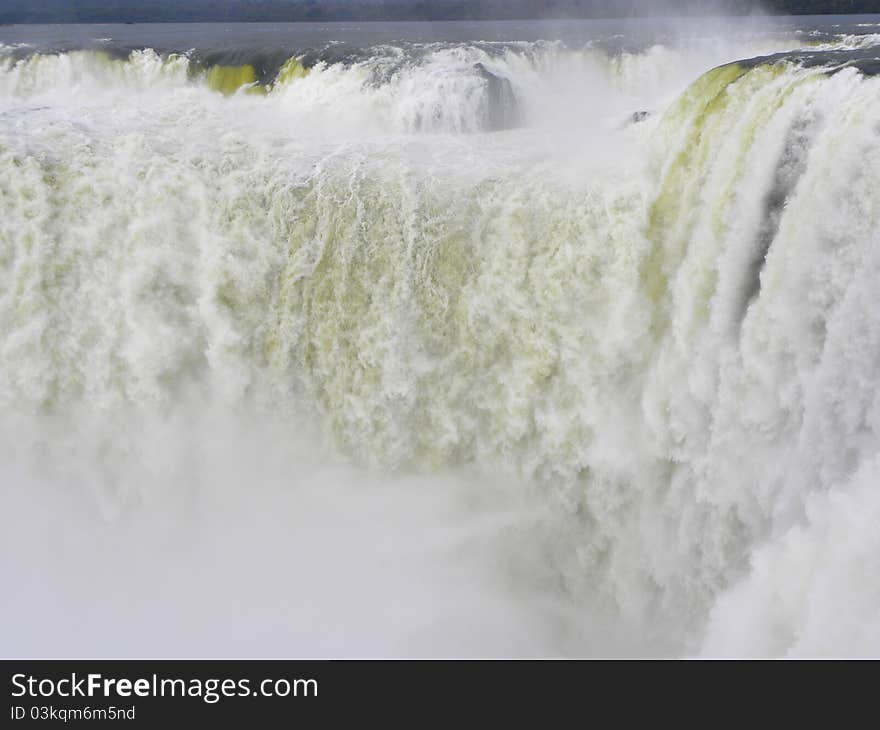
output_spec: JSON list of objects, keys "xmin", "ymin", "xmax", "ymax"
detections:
[{"xmin": 2, "ymin": 18, "xmax": 880, "ymax": 657}]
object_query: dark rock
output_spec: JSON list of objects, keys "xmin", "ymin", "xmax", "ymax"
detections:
[{"xmin": 474, "ymin": 62, "xmax": 520, "ymax": 131}]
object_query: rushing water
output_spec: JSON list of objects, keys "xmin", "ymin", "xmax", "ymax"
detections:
[{"xmin": 2, "ymin": 16, "xmax": 880, "ymax": 657}]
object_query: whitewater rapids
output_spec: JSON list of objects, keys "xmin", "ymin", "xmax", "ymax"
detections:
[{"xmin": 2, "ymin": 18, "xmax": 880, "ymax": 657}]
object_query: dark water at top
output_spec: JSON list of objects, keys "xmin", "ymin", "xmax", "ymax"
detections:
[
  {"xmin": 2, "ymin": 16, "xmax": 879, "ymax": 82},
  {"xmin": 2, "ymin": 15, "xmax": 880, "ymax": 57}
]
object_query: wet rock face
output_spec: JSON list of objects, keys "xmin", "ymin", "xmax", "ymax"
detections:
[{"xmin": 475, "ymin": 62, "xmax": 520, "ymax": 131}]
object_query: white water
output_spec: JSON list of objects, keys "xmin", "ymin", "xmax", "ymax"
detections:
[{"xmin": 2, "ymin": 22, "xmax": 880, "ymax": 657}]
